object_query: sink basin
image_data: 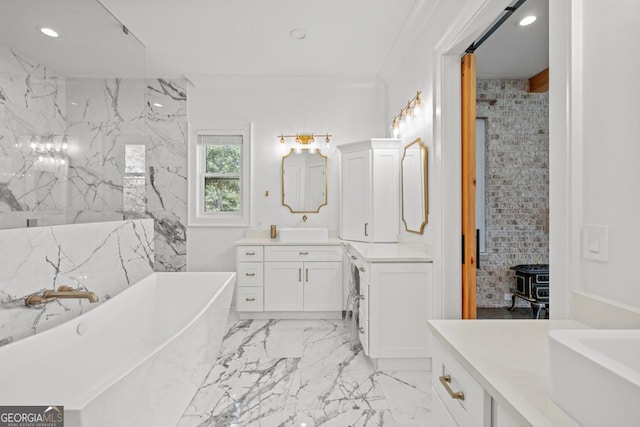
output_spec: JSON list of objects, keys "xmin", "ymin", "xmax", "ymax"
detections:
[
  {"xmin": 278, "ymin": 227, "xmax": 328, "ymax": 243},
  {"xmin": 549, "ymin": 329, "xmax": 640, "ymax": 427}
]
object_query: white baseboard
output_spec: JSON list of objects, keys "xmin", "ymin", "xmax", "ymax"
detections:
[{"xmin": 237, "ymin": 311, "xmax": 343, "ymax": 320}]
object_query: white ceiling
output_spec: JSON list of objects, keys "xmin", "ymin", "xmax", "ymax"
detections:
[
  {"xmin": 98, "ymin": 0, "xmax": 419, "ymax": 77},
  {"xmin": 476, "ymin": 0, "xmax": 549, "ymax": 79},
  {"xmin": 0, "ymin": 0, "xmax": 145, "ymax": 78},
  {"xmin": 0, "ymin": 0, "xmax": 548, "ymax": 79}
]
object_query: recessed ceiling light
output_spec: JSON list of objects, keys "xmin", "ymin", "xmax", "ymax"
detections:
[
  {"xmin": 153, "ymin": 102, "xmax": 163, "ymax": 108},
  {"xmin": 38, "ymin": 27, "xmax": 59, "ymax": 38},
  {"xmin": 518, "ymin": 15, "xmax": 537, "ymax": 26},
  {"xmin": 289, "ymin": 28, "xmax": 306, "ymax": 40}
]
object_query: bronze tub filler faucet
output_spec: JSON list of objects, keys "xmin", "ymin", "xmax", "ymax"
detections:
[{"xmin": 25, "ymin": 285, "xmax": 98, "ymax": 306}]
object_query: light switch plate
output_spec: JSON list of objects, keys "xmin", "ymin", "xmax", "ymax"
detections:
[{"xmin": 582, "ymin": 224, "xmax": 608, "ymax": 262}]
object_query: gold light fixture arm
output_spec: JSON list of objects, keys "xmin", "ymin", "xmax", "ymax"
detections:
[{"xmin": 278, "ymin": 133, "xmax": 332, "ymax": 144}]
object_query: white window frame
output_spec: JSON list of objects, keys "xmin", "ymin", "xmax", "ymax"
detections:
[{"xmin": 188, "ymin": 122, "xmax": 252, "ymax": 227}]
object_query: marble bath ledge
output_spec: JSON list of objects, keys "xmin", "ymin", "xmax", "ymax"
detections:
[{"xmin": 0, "ymin": 272, "xmax": 235, "ymax": 427}]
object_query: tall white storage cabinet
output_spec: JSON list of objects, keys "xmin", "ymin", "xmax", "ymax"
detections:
[{"xmin": 338, "ymin": 139, "xmax": 401, "ymax": 242}]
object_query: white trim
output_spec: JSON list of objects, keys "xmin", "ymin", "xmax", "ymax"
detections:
[
  {"xmin": 433, "ymin": 0, "xmax": 511, "ymax": 319},
  {"xmin": 548, "ymin": 0, "xmax": 581, "ymax": 319},
  {"xmin": 188, "ymin": 122, "xmax": 252, "ymax": 227}
]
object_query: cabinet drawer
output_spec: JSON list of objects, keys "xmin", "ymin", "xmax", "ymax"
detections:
[
  {"xmin": 237, "ymin": 287, "xmax": 264, "ymax": 311},
  {"xmin": 265, "ymin": 246, "xmax": 342, "ymax": 262},
  {"xmin": 237, "ymin": 246, "xmax": 263, "ymax": 262},
  {"xmin": 237, "ymin": 262, "xmax": 263, "ymax": 287},
  {"xmin": 432, "ymin": 340, "xmax": 490, "ymax": 427}
]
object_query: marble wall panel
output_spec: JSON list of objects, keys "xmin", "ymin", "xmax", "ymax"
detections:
[
  {"xmin": 0, "ymin": 219, "xmax": 154, "ymax": 346},
  {"xmin": 64, "ymin": 77, "xmax": 187, "ymax": 271},
  {"xmin": 0, "ymin": 45, "xmax": 67, "ymax": 225},
  {"xmin": 0, "ymin": 43, "xmax": 188, "ymax": 271}
]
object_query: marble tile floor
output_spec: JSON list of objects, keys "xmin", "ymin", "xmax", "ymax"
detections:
[{"xmin": 177, "ymin": 319, "xmax": 431, "ymax": 427}]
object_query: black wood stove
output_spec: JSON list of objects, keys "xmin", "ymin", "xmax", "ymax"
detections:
[{"xmin": 508, "ymin": 264, "xmax": 549, "ymax": 319}]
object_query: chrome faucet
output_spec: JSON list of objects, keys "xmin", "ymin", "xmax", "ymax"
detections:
[{"xmin": 25, "ymin": 285, "xmax": 98, "ymax": 306}]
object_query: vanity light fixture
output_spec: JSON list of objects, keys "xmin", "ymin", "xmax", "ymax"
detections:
[
  {"xmin": 278, "ymin": 133, "xmax": 332, "ymax": 154},
  {"xmin": 391, "ymin": 91, "xmax": 423, "ymax": 138}
]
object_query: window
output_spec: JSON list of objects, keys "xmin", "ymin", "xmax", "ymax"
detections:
[
  {"xmin": 188, "ymin": 123, "xmax": 251, "ymax": 226},
  {"xmin": 202, "ymin": 136, "xmax": 241, "ymax": 213}
]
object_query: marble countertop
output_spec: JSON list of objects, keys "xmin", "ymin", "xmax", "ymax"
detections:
[
  {"xmin": 345, "ymin": 241, "xmax": 433, "ymax": 262},
  {"xmin": 235, "ymin": 237, "xmax": 343, "ymax": 246},
  {"xmin": 235, "ymin": 236, "xmax": 433, "ymax": 262},
  {"xmin": 427, "ymin": 319, "xmax": 585, "ymax": 427}
]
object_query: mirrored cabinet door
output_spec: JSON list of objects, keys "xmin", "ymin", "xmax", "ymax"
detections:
[{"xmin": 282, "ymin": 149, "xmax": 327, "ymax": 213}]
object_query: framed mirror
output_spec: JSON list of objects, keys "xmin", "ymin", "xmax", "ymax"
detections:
[
  {"xmin": 282, "ymin": 149, "xmax": 327, "ymax": 213},
  {"xmin": 401, "ymin": 138, "xmax": 428, "ymax": 233}
]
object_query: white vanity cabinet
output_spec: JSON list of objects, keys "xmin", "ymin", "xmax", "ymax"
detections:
[
  {"xmin": 432, "ymin": 337, "xmax": 491, "ymax": 427},
  {"xmin": 338, "ymin": 139, "xmax": 401, "ymax": 243},
  {"xmin": 427, "ymin": 321, "xmax": 577, "ymax": 427},
  {"xmin": 236, "ymin": 243, "xmax": 343, "ymax": 314},
  {"xmin": 236, "ymin": 246, "xmax": 265, "ymax": 312},
  {"xmin": 264, "ymin": 246, "xmax": 342, "ymax": 311},
  {"xmin": 355, "ymin": 258, "xmax": 432, "ymax": 363}
]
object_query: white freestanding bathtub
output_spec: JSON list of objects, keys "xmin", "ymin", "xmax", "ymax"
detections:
[{"xmin": 0, "ymin": 272, "xmax": 235, "ymax": 427}]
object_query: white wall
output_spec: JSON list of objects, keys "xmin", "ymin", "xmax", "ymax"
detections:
[
  {"xmin": 551, "ymin": 0, "xmax": 640, "ymax": 324},
  {"xmin": 186, "ymin": 76, "xmax": 385, "ymax": 272},
  {"xmin": 380, "ymin": 0, "xmax": 511, "ymax": 318}
]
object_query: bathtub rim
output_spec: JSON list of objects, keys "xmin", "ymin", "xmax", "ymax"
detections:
[{"xmin": 0, "ymin": 271, "xmax": 236, "ymax": 410}]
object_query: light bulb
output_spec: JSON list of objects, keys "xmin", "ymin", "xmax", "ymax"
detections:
[{"xmin": 518, "ymin": 15, "xmax": 537, "ymax": 26}]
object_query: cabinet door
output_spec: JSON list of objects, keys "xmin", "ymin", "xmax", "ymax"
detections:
[
  {"xmin": 341, "ymin": 150, "xmax": 371, "ymax": 242},
  {"xmin": 371, "ymin": 148, "xmax": 400, "ymax": 242},
  {"xmin": 432, "ymin": 390, "xmax": 459, "ymax": 427},
  {"xmin": 369, "ymin": 262, "xmax": 431, "ymax": 358},
  {"xmin": 303, "ymin": 261, "xmax": 342, "ymax": 311},
  {"xmin": 264, "ymin": 262, "xmax": 303, "ymax": 311}
]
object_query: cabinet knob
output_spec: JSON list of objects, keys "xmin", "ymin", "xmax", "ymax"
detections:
[
  {"xmin": 359, "ymin": 295, "xmax": 365, "ymax": 300},
  {"xmin": 351, "ymin": 255, "xmax": 357, "ymax": 260},
  {"xmin": 245, "ymin": 252, "xmax": 256, "ymax": 256},
  {"xmin": 359, "ymin": 327, "xmax": 365, "ymax": 333},
  {"xmin": 359, "ymin": 267, "xmax": 365, "ymax": 272},
  {"xmin": 245, "ymin": 297, "xmax": 256, "ymax": 302},
  {"xmin": 299, "ymin": 251, "xmax": 309, "ymax": 255},
  {"xmin": 245, "ymin": 273, "xmax": 256, "ymax": 277}
]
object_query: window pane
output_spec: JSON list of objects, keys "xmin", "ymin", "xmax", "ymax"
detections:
[
  {"xmin": 204, "ymin": 177, "xmax": 240, "ymax": 212},
  {"xmin": 206, "ymin": 144, "xmax": 241, "ymax": 174}
]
